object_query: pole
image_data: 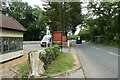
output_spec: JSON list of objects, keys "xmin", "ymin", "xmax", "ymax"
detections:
[{"xmin": 60, "ymin": 2, "xmax": 63, "ymax": 52}]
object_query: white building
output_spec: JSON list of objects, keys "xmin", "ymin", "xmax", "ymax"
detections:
[{"xmin": 0, "ymin": 13, "xmax": 26, "ymax": 63}]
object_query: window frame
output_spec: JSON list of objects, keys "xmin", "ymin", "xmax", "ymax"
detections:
[{"xmin": 1, "ymin": 37, "xmax": 23, "ymax": 54}]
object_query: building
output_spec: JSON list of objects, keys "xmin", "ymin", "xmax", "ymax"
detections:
[{"xmin": 0, "ymin": 13, "xmax": 26, "ymax": 63}]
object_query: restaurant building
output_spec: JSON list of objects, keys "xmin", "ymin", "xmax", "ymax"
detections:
[{"xmin": 0, "ymin": 13, "xmax": 26, "ymax": 63}]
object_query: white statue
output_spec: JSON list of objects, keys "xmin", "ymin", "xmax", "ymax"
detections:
[{"xmin": 46, "ymin": 26, "xmax": 50, "ymax": 35}]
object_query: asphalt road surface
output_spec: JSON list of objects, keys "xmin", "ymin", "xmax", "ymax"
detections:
[
  {"xmin": 73, "ymin": 42, "xmax": 119, "ymax": 78},
  {"xmin": 23, "ymin": 44, "xmax": 45, "ymax": 51}
]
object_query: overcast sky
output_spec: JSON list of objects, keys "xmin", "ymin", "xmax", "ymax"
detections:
[
  {"xmin": 23, "ymin": 0, "xmax": 88, "ymax": 14},
  {"xmin": 23, "ymin": 0, "xmax": 45, "ymax": 9}
]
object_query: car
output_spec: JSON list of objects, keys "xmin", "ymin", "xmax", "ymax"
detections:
[
  {"xmin": 76, "ymin": 36, "xmax": 82, "ymax": 44},
  {"xmin": 40, "ymin": 35, "xmax": 52, "ymax": 47}
]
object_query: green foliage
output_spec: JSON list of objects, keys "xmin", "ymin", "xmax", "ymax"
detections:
[
  {"xmin": 82, "ymin": 2, "xmax": 120, "ymax": 47},
  {"xmin": 68, "ymin": 35, "xmax": 77, "ymax": 40},
  {"xmin": 40, "ymin": 45, "xmax": 61, "ymax": 70},
  {"xmin": 78, "ymin": 29, "xmax": 90, "ymax": 41},
  {"xmin": 1, "ymin": 2, "xmax": 46, "ymax": 41},
  {"xmin": 45, "ymin": 2, "xmax": 82, "ymax": 35},
  {"xmin": 21, "ymin": 74, "xmax": 29, "ymax": 78},
  {"xmin": 52, "ymin": 45, "xmax": 61, "ymax": 56},
  {"xmin": 17, "ymin": 61, "xmax": 30, "ymax": 73}
]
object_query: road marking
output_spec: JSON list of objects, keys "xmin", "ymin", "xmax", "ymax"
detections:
[
  {"xmin": 91, "ymin": 46, "xmax": 119, "ymax": 57},
  {"xmin": 92, "ymin": 46, "xmax": 101, "ymax": 50},
  {"xmin": 108, "ymin": 52, "xmax": 119, "ymax": 56}
]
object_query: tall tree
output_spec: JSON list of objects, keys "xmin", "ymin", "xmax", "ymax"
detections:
[
  {"xmin": 83, "ymin": 1, "xmax": 120, "ymax": 44},
  {"xmin": 1, "ymin": 2, "xmax": 46, "ymax": 40},
  {"xmin": 45, "ymin": 2, "xmax": 82, "ymax": 35}
]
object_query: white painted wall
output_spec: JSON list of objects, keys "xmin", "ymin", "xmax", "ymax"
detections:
[
  {"xmin": 0, "ymin": 50, "xmax": 23, "ymax": 63},
  {"xmin": 0, "ymin": 29, "xmax": 23, "ymax": 37}
]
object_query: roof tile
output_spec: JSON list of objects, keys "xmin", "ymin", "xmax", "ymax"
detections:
[{"xmin": 0, "ymin": 13, "xmax": 27, "ymax": 32}]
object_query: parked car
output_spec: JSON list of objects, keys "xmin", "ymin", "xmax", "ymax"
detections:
[{"xmin": 40, "ymin": 35, "xmax": 52, "ymax": 47}]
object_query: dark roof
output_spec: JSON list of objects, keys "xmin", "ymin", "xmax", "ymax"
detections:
[{"xmin": 0, "ymin": 13, "xmax": 27, "ymax": 32}]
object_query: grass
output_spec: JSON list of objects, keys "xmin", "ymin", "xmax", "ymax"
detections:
[
  {"xmin": 44, "ymin": 52, "xmax": 76, "ymax": 75},
  {"xmin": 13, "ymin": 60, "xmax": 30, "ymax": 78},
  {"xmin": 88, "ymin": 40, "xmax": 119, "ymax": 48},
  {"xmin": 96, "ymin": 42, "xmax": 119, "ymax": 48}
]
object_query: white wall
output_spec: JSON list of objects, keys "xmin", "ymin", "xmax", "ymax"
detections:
[
  {"xmin": 0, "ymin": 50, "xmax": 23, "ymax": 63},
  {"xmin": 0, "ymin": 29, "xmax": 23, "ymax": 37}
]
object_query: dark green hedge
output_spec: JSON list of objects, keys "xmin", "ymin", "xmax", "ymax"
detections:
[{"xmin": 39, "ymin": 45, "xmax": 61, "ymax": 70}]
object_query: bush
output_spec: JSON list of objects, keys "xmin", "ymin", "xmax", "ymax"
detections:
[
  {"xmin": 40, "ymin": 45, "xmax": 61, "ymax": 70},
  {"xmin": 53, "ymin": 45, "xmax": 61, "ymax": 56},
  {"xmin": 21, "ymin": 73, "xmax": 29, "ymax": 78},
  {"xmin": 68, "ymin": 35, "xmax": 77, "ymax": 40}
]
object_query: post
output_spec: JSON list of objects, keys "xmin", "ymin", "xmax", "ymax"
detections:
[{"xmin": 60, "ymin": 2, "xmax": 63, "ymax": 52}]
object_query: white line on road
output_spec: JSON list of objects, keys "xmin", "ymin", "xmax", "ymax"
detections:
[
  {"xmin": 108, "ymin": 52, "xmax": 119, "ymax": 56},
  {"xmin": 91, "ymin": 46, "xmax": 119, "ymax": 57},
  {"xmin": 92, "ymin": 46, "xmax": 101, "ymax": 50}
]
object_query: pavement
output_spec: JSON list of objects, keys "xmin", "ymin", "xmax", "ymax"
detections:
[
  {"xmin": 61, "ymin": 68, "xmax": 84, "ymax": 78},
  {"xmin": 62, "ymin": 48, "xmax": 85, "ymax": 78}
]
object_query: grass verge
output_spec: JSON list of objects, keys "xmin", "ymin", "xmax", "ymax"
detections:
[
  {"xmin": 88, "ymin": 40, "xmax": 119, "ymax": 48},
  {"xmin": 44, "ymin": 52, "xmax": 76, "ymax": 76},
  {"xmin": 13, "ymin": 60, "xmax": 30, "ymax": 78}
]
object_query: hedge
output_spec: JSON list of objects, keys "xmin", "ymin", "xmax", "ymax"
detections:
[{"xmin": 39, "ymin": 45, "xmax": 61, "ymax": 70}]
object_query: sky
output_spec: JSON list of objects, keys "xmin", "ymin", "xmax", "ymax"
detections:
[{"xmin": 23, "ymin": 0, "xmax": 45, "ymax": 9}]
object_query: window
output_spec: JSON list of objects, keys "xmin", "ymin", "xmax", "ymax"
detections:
[
  {"xmin": 3, "ymin": 37, "xmax": 9, "ymax": 52},
  {"xmin": 20, "ymin": 38, "xmax": 23, "ymax": 49},
  {"xmin": 14, "ymin": 37, "xmax": 17, "ymax": 50},
  {"xmin": 2, "ymin": 37, "xmax": 23, "ymax": 54},
  {"xmin": 9, "ymin": 37, "xmax": 14, "ymax": 51}
]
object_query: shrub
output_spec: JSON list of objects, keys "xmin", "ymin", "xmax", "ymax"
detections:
[
  {"xmin": 21, "ymin": 73, "xmax": 29, "ymax": 78},
  {"xmin": 40, "ymin": 45, "xmax": 61, "ymax": 70},
  {"xmin": 68, "ymin": 35, "xmax": 77, "ymax": 40},
  {"xmin": 53, "ymin": 45, "xmax": 61, "ymax": 56}
]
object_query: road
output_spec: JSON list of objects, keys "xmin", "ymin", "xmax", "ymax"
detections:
[
  {"xmin": 73, "ymin": 42, "xmax": 119, "ymax": 78},
  {"xmin": 23, "ymin": 44, "xmax": 45, "ymax": 51}
]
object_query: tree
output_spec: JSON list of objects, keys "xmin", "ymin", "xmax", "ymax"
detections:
[
  {"xmin": 45, "ymin": 2, "xmax": 82, "ymax": 35},
  {"xmin": 1, "ymin": 2, "xmax": 46, "ymax": 40},
  {"xmin": 68, "ymin": 2, "xmax": 82, "ymax": 34},
  {"xmin": 83, "ymin": 1, "xmax": 120, "ymax": 45}
]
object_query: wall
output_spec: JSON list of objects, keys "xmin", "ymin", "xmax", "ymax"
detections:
[
  {"xmin": 0, "ymin": 29, "xmax": 23, "ymax": 37},
  {"xmin": 0, "ymin": 50, "xmax": 23, "ymax": 63},
  {"xmin": 23, "ymin": 41, "xmax": 40, "ymax": 45}
]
